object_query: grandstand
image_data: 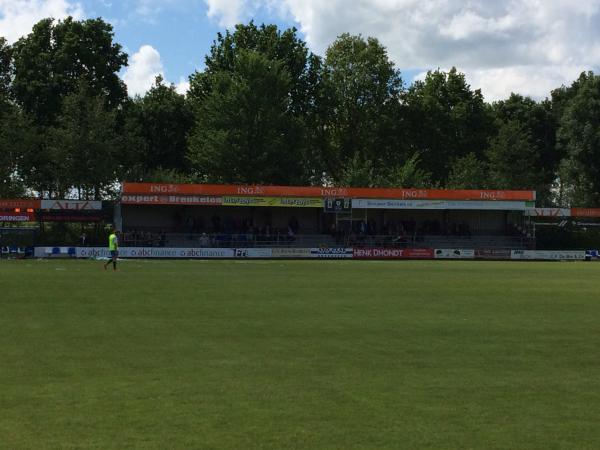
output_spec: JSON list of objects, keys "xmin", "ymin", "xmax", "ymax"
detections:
[{"xmin": 118, "ymin": 182, "xmax": 535, "ymax": 250}]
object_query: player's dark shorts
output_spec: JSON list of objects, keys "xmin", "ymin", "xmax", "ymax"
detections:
[{"xmin": 110, "ymin": 250, "xmax": 118, "ymax": 258}]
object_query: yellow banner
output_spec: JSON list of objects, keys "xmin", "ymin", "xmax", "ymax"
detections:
[{"xmin": 222, "ymin": 196, "xmax": 324, "ymax": 208}]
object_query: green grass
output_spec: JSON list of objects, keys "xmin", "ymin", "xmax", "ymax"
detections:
[{"xmin": 1, "ymin": 259, "xmax": 600, "ymax": 449}]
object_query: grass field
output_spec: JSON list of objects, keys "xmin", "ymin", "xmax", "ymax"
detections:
[{"xmin": 2, "ymin": 259, "xmax": 600, "ymax": 449}]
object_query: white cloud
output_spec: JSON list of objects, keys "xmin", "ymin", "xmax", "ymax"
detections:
[
  {"xmin": 204, "ymin": 0, "xmax": 600, "ymax": 100},
  {"xmin": 204, "ymin": 0, "xmax": 252, "ymax": 28},
  {"xmin": 0, "ymin": 0, "xmax": 84, "ymax": 43},
  {"xmin": 175, "ymin": 76, "xmax": 190, "ymax": 95},
  {"xmin": 122, "ymin": 45, "xmax": 164, "ymax": 97}
]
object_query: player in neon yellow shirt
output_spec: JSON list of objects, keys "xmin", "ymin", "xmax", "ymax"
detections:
[{"xmin": 103, "ymin": 227, "xmax": 119, "ymax": 271}]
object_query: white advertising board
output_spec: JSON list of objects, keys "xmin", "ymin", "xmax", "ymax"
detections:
[
  {"xmin": 524, "ymin": 208, "xmax": 571, "ymax": 217},
  {"xmin": 41, "ymin": 200, "xmax": 102, "ymax": 210},
  {"xmin": 352, "ymin": 199, "xmax": 529, "ymax": 210},
  {"xmin": 271, "ymin": 248, "xmax": 312, "ymax": 258},
  {"xmin": 76, "ymin": 247, "xmax": 235, "ymax": 258},
  {"xmin": 434, "ymin": 249, "xmax": 475, "ymax": 259},
  {"xmin": 510, "ymin": 250, "xmax": 586, "ymax": 260},
  {"xmin": 309, "ymin": 248, "xmax": 353, "ymax": 258}
]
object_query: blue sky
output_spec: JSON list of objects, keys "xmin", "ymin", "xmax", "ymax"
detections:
[
  {"xmin": 85, "ymin": 0, "xmax": 295, "ymax": 93},
  {"xmin": 2, "ymin": 0, "xmax": 599, "ymax": 100}
]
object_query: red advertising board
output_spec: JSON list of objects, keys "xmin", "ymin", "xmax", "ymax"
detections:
[
  {"xmin": 0, "ymin": 199, "xmax": 41, "ymax": 209},
  {"xmin": 353, "ymin": 248, "xmax": 434, "ymax": 259},
  {"xmin": 122, "ymin": 182, "xmax": 535, "ymax": 202},
  {"xmin": 571, "ymin": 208, "xmax": 600, "ymax": 217}
]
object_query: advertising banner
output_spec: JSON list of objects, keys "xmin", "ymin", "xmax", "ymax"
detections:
[
  {"xmin": 123, "ymin": 182, "xmax": 535, "ymax": 201},
  {"xmin": 353, "ymin": 248, "xmax": 434, "ymax": 259},
  {"xmin": 352, "ymin": 199, "xmax": 530, "ymax": 211},
  {"xmin": 525, "ymin": 208, "xmax": 571, "ymax": 217},
  {"xmin": 434, "ymin": 249, "xmax": 475, "ymax": 259},
  {"xmin": 510, "ymin": 250, "xmax": 586, "ymax": 260},
  {"xmin": 0, "ymin": 212, "xmax": 34, "ymax": 222},
  {"xmin": 571, "ymin": 208, "xmax": 600, "ymax": 217},
  {"xmin": 310, "ymin": 248, "xmax": 353, "ymax": 258},
  {"xmin": 586, "ymin": 250, "xmax": 599, "ymax": 260},
  {"xmin": 76, "ymin": 247, "xmax": 235, "ymax": 258},
  {"xmin": 222, "ymin": 197, "xmax": 324, "ymax": 208},
  {"xmin": 121, "ymin": 194, "xmax": 222, "ymax": 206},
  {"xmin": 233, "ymin": 248, "xmax": 273, "ymax": 258},
  {"xmin": 272, "ymin": 248, "xmax": 312, "ymax": 258},
  {"xmin": 40, "ymin": 200, "xmax": 102, "ymax": 210},
  {"xmin": 0, "ymin": 199, "xmax": 40, "ymax": 209},
  {"xmin": 475, "ymin": 249, "xmax": 511, "ymax": 260}
]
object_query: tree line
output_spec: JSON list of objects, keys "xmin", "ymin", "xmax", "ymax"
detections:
[{"xmin": 1, "ymin": 18, "xmax": 600, "ymax": 206}]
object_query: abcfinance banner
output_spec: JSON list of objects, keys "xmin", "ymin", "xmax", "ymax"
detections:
[
  {"xmin": 510, "ymin": 250, "xmax": 586, "ymax": 260},
  {"xmin": 77, "ymin": 247, "xmax": 235, "ymax": 258},
  {"xmin": 222, "ymin": 197, "xmax": 324, "ymax": 208},
  {"xmin": 353, "ymin": 248, "xmax": 434, "ymax": 259}
]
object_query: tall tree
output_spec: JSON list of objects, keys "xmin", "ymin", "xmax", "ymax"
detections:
[
  {"xmin": 11, "ymin": 17, "xmax": 128, "ymax": 124},
  {"xmin": 322, "ymin": 33, "xmax": 404, "ymax": 181},
  {"xmin": 128, "ymin": 76, "xmax": 193, "ymax": 176},
  {"xmin": 405, "ymin": 68, "xmax": 494, "ymax": 184},
  {"xmin": 189, "ymin": 22, "xmax": 326, "ymax": 183},
  {"xmin": 0, "ymin": 37, "xmax": 12, "ymax": 110},
  {"xmin": 446, "ymin": 153, "xmax": 488, "ymax": 189},
  {"xmin": 188, "ymin": 50, "xmax": 306, "ymax": 184},
  {"xmin": 486, "ymin": 120, "xmax": 540, "ymax": 190},
  {"xmin": 492, "ymin": 94, "xmax": 558, "ymax": 203},
  {"xmin": 48, "ymin": 81, "xmax": 121, "ymax": 199},
  {"xmin": 556, "ymin": 72, "xmax": 600, "ymax": 206}
]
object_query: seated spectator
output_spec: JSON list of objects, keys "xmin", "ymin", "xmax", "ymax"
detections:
[{"xmin": 199, "ymin": 233, "xmax": 211, "ymax": 247}]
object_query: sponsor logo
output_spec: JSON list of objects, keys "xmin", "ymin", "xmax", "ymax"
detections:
[
  {"xmin": 353, "ymin": 248, "xmax": 434, "ymax": 259},
  {"xmin": 474, "ymin": 249, "xmax": 511, "ymax": 259},
  {"xmin": 41, "ymin": 200, "xmax": 102, "ymax": 210},
  {"xmin": 434, "ymin": 249, "xmax": 475, "ymax": 259},
  {"xmin": 310, "ymin": 248, "xmax": 353, "ymax": 258},
  {"xmin": 272, "ymin": 248, "xmax": 311, "ymax": 258},
  {"xmin": 0, "ymin": 214, "xmax": 31, "ymax": 222},
  {"xmin": 510, "ymin": 250, "xmax": 586, "ymax": 260},
  {"xmin": 237, "ymin": 186, "xmax": 265, "ymax": 195}
]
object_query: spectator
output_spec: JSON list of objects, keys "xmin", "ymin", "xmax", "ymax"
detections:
[{"xmin": 199, "ymin": 233, "xmax": 211, "ymax": 247}]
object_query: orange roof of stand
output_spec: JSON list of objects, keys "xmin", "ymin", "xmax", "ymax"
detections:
[{"xmin": 122, "ymin": 182, "xmax": 536, "ymax": 202}]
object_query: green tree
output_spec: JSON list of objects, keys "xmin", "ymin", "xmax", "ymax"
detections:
[
  {"xmin": 323, "ymin": 34, "xmax": 403, "ymax": 181},
  {"xmin": 188, "ymin": 22, "xmax": 324, "ymax": 183},
  {"xmin": 446, "ymin": 153, "xmax": 488, "ymax": 189},
  {"xmin": 405, "ymin": 68, "xmax": 494, "ymax": 184},
  {"xmin": 381, "ymin": 153, "xmax": 433, "ymax": 188},
  {"xmin": 11, "ymin": 17, "xmax": 127, "ymax": 124},
  {"xmin": 188, "ymin": 50, "xmax": 306, "ymax": 184},
  {"xmin": 492, "ymin": 94, "xmax": 558, "ymax": 203},
  {"xmin": 48, "ymin": 81, "xmax": 121, "ymax": 199},
  {"xmin": 486, "ymin": 120, "xmax": 540, "ymax": 190},
  {"xmin": 556, "ymin": 72, "xmax": 600, "ymax": 206},
  {"xmin": 0, "ymin": 37, "xmax": 12, "ymax": 110},
  {"xmin": 0, "ymin": 107, "xmax": 28, "ymax": 197},
  {"xmin": 128, "ymin": 76, "xmax": 193, "ymax": 176}
]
